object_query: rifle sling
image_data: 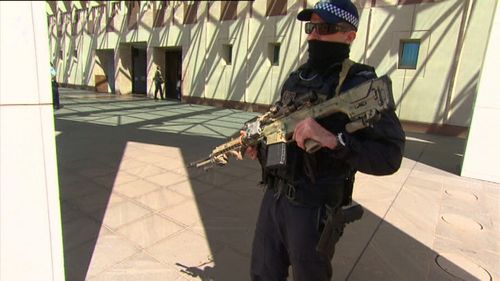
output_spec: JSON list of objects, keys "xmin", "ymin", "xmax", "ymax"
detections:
[{"xmin": 335, "ymin": 59, "xmax": 355, "ymax": 97}]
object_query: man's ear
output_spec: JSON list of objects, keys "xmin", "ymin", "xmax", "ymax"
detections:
[{"xmin": 345, "ymin": 31, "xmax": 356, "ymax": 44}]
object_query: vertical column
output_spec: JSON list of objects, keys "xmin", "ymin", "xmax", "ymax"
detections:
[
  {"xmin": 116, "ymin": 44, "xmax": 132, "ymax": 95},
  {"xmin": 0, "ymin": 2, "xmax": 65, "ymax": 281},
  {"xmin": 462, "ymin": 5, "xmax": 500, "ymax": 183}
]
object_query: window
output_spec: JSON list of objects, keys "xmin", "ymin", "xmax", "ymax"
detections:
[
  {"xmin": 223, "ymin": 44, "xmax": 232, "ymax": 65},
  {"xmin": 266, "ymin": 0, "xmax": 287, "ymax": 17},
  {"xmin": 399, "ymin": 40, "xmax": 420, "ymax": 69},
  {"xmin": 221, "ymin": 1, "xmax": 237, "ymax": 21},
  {"xmin": 269, "ymin": 43, "xmax": 280, "ymax": 66}
]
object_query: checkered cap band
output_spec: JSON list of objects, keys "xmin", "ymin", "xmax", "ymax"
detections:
[{"xmin": 314, "ymin": 2, "xmax": 359, "ymax": 28}]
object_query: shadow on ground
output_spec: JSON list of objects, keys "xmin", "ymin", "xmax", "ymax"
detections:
[{"xmin": 55, "ymin": 94, "xmax": 479, "ymax": 281}]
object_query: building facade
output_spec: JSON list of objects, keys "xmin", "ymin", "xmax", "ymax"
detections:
[{"xmin": 46, "ymin": 0, "xmax": 497, "ymax": 137}]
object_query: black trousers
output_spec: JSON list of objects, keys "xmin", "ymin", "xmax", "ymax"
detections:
[
  {"xmin": 52, "ymin": 80, "xmax": 60, "ymax": 108},
  {"xmin": 250, "ymin": 189, "xmax": 333, "ymax": 281},
  {"xmin": 154, "ymin": 82, "xmax": 164, "ymax": 99}
]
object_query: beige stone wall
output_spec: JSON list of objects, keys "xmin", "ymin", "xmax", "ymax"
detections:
[{"xmin": 46, "ymin": 0, "xmax": 496, "ymax": 129}]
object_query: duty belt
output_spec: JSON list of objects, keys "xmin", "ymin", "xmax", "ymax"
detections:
[{"xmin": 271, "ymin": 178, "xmax": 325, "ymax": 207}]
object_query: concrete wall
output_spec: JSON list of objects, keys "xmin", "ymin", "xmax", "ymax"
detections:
[
  {"xmin": 1, "ymin": 2, "xmax": 65, "ymax": 280},
  {"xmin": 462, "ymin": 4, "xmax": 499, "ymax": 183},
  {"xmin": 45, "ymin": 0, "xmax": 497, "ymax": 131}
]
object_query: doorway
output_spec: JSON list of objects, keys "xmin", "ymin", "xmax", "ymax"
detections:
[
  {"xmin": 95, "ymin": 50, "xmax": 115, "ymax": 93},
  {"xmin": 164, "ymin": 49, "xmax": 182, "ymax": 100},
  {"xmin": 132, "ymin": 46, "xmax": 147, "ymax": 94}
]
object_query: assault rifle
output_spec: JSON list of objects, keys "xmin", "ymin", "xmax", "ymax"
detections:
[{"xmin": 189, "ymin": 75, "xmax": 395, "ymax": 170}]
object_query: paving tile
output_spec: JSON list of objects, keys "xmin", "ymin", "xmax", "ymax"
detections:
[
  {"xmin": 126, "ymin": 150, "xmax": 175, "ymax": 166},
  {"xmin": 194, "ymin": 169, "xmax": 240, "ymax": 187},
  {"xmin": 199, "ymin": 246, "xmax": 252, "ymax": 280},
  {"xmin": 116, "ymin": 214, "xmax": 185, "ymax": 248},
  {"xmin": 348, "ymin": 222, "xmax": 437, "ymax": 281},
  {"xmin": 216, "ymin": 163, "xmax": 259, "ymax": 178},
  {"xmin": 113, "ymin": 179, "xmax": 162, "ymax": 198},
  {"xmin": 160, "ymin": 199, "xmax": 206, "ymax": 227},
  {"xmin": 383, "ymin": 184, "xmax": 442, "ymax": 247},
  {"xmin": 62, "ymin": 215, "xmax": 105, "ymax": 252},
  {"xmin": 115, "ymin": 158, "xmax": 149, "ymax": 171},
  {"xmin": 96, "ymin": 201, "xmax": 152, "ymax": 230},
  {"xmin": 87, "ymin": 252, "xmax": 185, "ymax": 281},
  {"xmin": 427, "ymin": 250, "xmax": 496, "ymax": 281},
  {"xmin": 146, "ymin": 170, "xmax": 188, "ymax": 188},
  {"xmin": 195, "ymin": 187, "xmax": 246, "ymax": 212},
  {"xmin": 77, "ymin": 165, "xmax": 118, "ymax": 178},
  {"xmin": 59, "ymin": 180, "xmax": 105, "ymax": 201},
  {"xmin": 134, "ymin": 186, "xmax": 188, "ymax": 212},
  {"xmin": 146, "ymin": 230, "xmax": 222, "ymax": 271},
  {"xmin": 432, "ymin": 238, "xmax": 499, "ymax": 280},
  {"xmin": 122, "ymin": 163, "xmax": 168, "ymax": 178},
  {"xmin": 82, "ymin": 233, "xmax": 140, "ymax": 279},
  {"xmin": 170, "ymin": 164, "xmax": 203, "ymax": 177},
  {"xmin": 154, "ymin": 157, "xmax": 186, "ymax": 172},
  {"xmin": 165, "ymin": 179, "xmax": 216, "ymax": 198},
  {"xmin": 93, "ymin": 170, "xmax": 139, "ymax": 188},
  {"xmin": 190, "ymin": 221, "xmax": 256, "ymax": 257},
  {"xmin": 70, "ymin": 188, "xmax": 126, "ymax": 215}
]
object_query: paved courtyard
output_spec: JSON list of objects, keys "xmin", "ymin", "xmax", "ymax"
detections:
[{"xmin": 54, "ymin": 88, "xmax": 499, "ymax": 281}]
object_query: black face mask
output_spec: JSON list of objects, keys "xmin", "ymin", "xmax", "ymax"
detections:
[{"xmin": 307, "ymin": 40, "xmax": 350, "ymax": 71}]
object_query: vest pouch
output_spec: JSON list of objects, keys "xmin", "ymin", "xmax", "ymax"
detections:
[{"xmin": 265, "ymin": 142, "xmax": 287, "ymax": 169}]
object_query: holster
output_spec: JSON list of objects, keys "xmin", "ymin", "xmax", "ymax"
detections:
[
  {"xmin": 316, "ymin": 205, "xmax": 343, "ymax": 259},
  {"xmin": 316, "ymin": 204, "xmax": 364, "ymax": 259}
]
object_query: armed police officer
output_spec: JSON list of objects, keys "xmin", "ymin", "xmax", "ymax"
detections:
[{"xmin": 245, "ymin": 0, "xmax": 406, "ymax": 280}]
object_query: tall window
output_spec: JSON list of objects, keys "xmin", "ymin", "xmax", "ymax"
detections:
[
  {"xmin": 269, "ymin": 43, "xmax": 281, "ymax": 66},
  {"xmin": 221, "ymin": 1, "xmax": 237, "ymax": 21},
  {"xmin": 266, "ymin": 0, "xmax": 287, "ymax": 17},
  {"xmin": 399, "ymin": 40, "xmax": 421, "ymax": 69},
  {"xmin": 223, "ymin": 44, "xmax": 233, "ymax": 65},
  {"xmin": 184, "ymin": 2, "xmax": 198, "ymax": 24}
]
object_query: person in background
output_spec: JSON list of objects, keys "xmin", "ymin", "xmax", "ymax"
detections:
[
  {"xmin": 153, "ymin": 66, "xmax": 165, "ymax": 100},
  {"xmin": 244, "ymin": 0, "xmax": 406, "ymax": 280},
  {"xmin": 50, "ymin": 62, "xmax": 60, "ymax": 110},
  {"xmin": 176, "ymin": 75, "xmax": 182, "ymax": 100}
]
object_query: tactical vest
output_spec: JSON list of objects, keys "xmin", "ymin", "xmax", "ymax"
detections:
[{"xmin": 263, "ymin": 59, "xmax": 375, "ymax": 207}]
